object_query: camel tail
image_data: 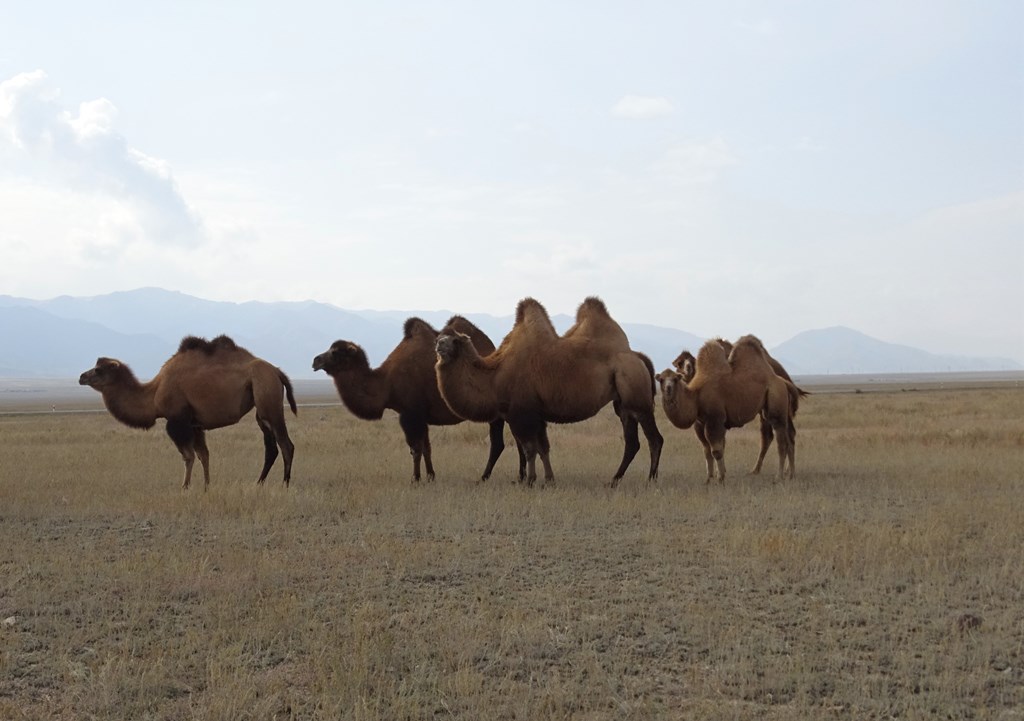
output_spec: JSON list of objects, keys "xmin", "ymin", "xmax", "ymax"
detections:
[
  {"xmin": 635, "ymin": 351, "xmax": 657, "ymax": 398},
  {"xmin": 787, "ymin": 381, "xmax": 809, "ymax": 415},
  {"xmin": 280, "ymin": 369, "xmax": 298, "ymax": 415}
]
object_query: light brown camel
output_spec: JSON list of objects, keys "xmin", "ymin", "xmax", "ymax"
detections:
[
  {"xmin": 673, "ymin": 336, "xmax": 808, "ymax": 474},
  {"xmin": 656, "ymin": 335, "xmax": 799, "ymax": 483},
  {"xmin": 312, "ymin": 316, "xmax": 521, "ymax": 482},
  {"xmin": 79, "ymin": 335, "xmax": 297, "ymax": 489},
  {"xmin": 435, "ymin": 296, "xmax": 663, "ymax": 487}
]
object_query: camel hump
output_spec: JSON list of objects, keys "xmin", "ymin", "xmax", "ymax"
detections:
[
  {"xmin": 403, "ymin": 317, "xmax": 438, "ymax": 341},
  {"xmin": 514, "ymin": 298, "xmax": 557, "ymax": 335},
  {"xmin": 443, "ymin": 315, "xmax": 496, "ymax": 355},
  {"xmin": 177, "ymin": 334, "xmax": 240, "ymax": 355},
  {"xmin": 575, "ymin": 296, "xmax": 610, "ymax": 322},
  {"xmin": 696, "ymin": 339, "xmax": 731, "ymax": 375}
]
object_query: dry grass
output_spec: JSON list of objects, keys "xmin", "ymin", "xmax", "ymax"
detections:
[{"xmin": 1, "ymin": 386, "xmax": 1022, "ymax": 720}]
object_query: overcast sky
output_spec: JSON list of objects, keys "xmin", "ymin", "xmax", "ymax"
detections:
[{"xmin": 2, "ymin": 2, "xmax": 1022, "ymax": 362}]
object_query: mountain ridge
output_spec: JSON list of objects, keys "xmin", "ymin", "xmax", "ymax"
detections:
[{"xmin": 0, "ymin": 289, "xmax": 1019, "ymax": 379}]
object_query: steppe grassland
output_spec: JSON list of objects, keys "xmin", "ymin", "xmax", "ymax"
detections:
[{"xmin": 1, "ymin": 386, "xmax": 1022, "ymax": 720}]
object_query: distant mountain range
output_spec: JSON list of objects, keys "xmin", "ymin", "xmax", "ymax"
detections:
[{"xmin": 0, "ymin": 288, "xmax": 1019, "ymax": 379}]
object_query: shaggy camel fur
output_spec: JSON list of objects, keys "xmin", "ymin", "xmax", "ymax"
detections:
[
  {"xmin": 312, "ymin": 316, "xmax": 520, "ymax": 482},
  {"xmin": 435, "ymin": 297, "xmax": 662, "ymax": 487},
  {"xmin": 673, "ymin": 337, "xmax": 808, "ymax": 474},
  {"xmin": 79, "ymin": 335, "xmax": 297, "ymax": 489},
  {"xmin": 657, "ymin": 336, "xmax": 799, "ymax": 483}
]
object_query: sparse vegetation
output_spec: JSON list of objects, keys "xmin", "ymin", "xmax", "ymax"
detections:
[{"xmin": 1, "ymin": 384, "xmax": 1022, "ymax": 719}]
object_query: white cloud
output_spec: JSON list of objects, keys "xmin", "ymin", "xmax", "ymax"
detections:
[
  {"xmin": 0, "ymin": 70, "xmax": 203, "ymax": 253},
  {"xmin": 611, "ymin": 95, "xmax": 674, "ymax": 120}
]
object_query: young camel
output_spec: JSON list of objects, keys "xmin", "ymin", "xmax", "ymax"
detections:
[
  {"xmin": 79, "ymin": 335, "xmax": 297, "ymax": 489},
  {"xmin": 657, "ymin": 336, "xmax": 798, "ymax": 483},
  {"xmin": 435, "ymin": 297, "xmax": 662, "ymax": 487},
  {"xmin": 312, "ymin": 316, "xmax": 520, "ymax": 482},
  {"xmin": 673, "ymin": 336, "xmax": 808, "ymax": 475}
]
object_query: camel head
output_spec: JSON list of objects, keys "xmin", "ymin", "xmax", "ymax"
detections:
[
  {"xmin": 311, "ymin": 341, "xmax": 367, "ymax": 375},
  {"xmin": 434, "ymin": 331, "xmax": 472, "ymax": 365},
  {"xmin": 655, "ymin": 369, "xmax": 684, "ymax": 400},
  {"xmin": 79, "ymin": 357, "xmax": 129, "ymax": 389},
  {"xmin": 672, "ymin": 351, "xmax": 697, "ymax": 382}
]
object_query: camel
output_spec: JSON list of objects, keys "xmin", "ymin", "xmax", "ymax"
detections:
[
  {"xmin": 312, "ymin": 315, "xmax": 521, "ymax": 482},
  {"xmin": 435, "ymin": 296, "xmax": 663, "ymax": 487},
  {"xmin": 79, "ymin": 335, "xmax": 297, "ymax": 489},
  {"xmin": 657, "ymin": 335, "xmax": 800, "ymax": 483},
  {"xmin": 673, "ymin": 336, "xmax": 808, "ymax": 474}
]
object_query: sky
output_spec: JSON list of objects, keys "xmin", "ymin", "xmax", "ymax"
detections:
[{"xmin": 1, "ymin": 1, "xmax": 1022, "ymax": 363}]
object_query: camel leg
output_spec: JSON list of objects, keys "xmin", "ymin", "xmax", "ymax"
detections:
[
  {"xmin": 611, "ymin": 414, "xmax": 641, "ymax": 487},
  {"xmin": 422, "ymin": 426, "xmax": 435, "ymax": 482},
  {"xmin": 277, "ymin": 423, "xmax": 295, "ymax": 487},
  {"xmin": 193, "ymin": 429, "xmax": 212, "ymax": 491},
  {"xmin": 398, "ymin": 414, "xmax": 430, "ymax": 482},
  {"xmin": 166, "ymin": 417, "xmax": 196, "ymax": 490},
  {"xmin": 536, "ymin": 425, "xmax": 554, "ymax": 486},
  {"xmin": 704, "ymin": 420, "xmax": 727, "ymax": 483},
  {"xmin": 255, "ymin": 414, "xmax": 279, "ymax": 485},
  {"xmin": 751, "ymin": 413, "xmax": 774, "ymax": 475},
  {"xmin": 639, "ymin": 411, "xmax": 663, "ymax": 482},
  {"xmin": 480, "ymin": 419, "xmax": 508, "ymax": 482},
  {"xmin": 693, "ymin": 422, "xmax": 715, "ymax": 483},
  {"xmin": 770, "ymin": 416, "xmax": 791, "ymax": 481}
]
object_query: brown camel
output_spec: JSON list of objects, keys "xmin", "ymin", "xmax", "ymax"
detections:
[
  {"xmin": 312, "ymin": 316, "xmax": 521, "ymax": 482},
  {"xmin": 656, "ymin": 335, "xmax": 799, "ymax": 483},
  {"xmin": 435, "ymin": 296, "xmax": 663, "ymax": 487},
  {"xmin": 673, "ymin": 336, "xmax": 808, "ymax": 474},
  {"xmin": 79, "ymin": 335, "xmax": 297, "ymax": 489}
]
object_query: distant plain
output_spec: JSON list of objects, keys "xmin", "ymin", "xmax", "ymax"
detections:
[{"xmin": 1, "ymin": 377, "xmax": 1022, "ymax": 719}]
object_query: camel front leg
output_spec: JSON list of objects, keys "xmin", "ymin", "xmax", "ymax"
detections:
[
  {"xmin": 166, "ymin": 418, "xmax": 197, "ymax": 490},
  {"xmin": 703, "ymin": 420, "xmax": 727, "ymax": 484},
  {"xmin": 421, "ymin": 427, "xmax": 436, "ymax": 482},
  {"xmin": 480, "ymin": 419, "xmax": 508, "ymax": 482},
  {"xmin": 693, "ymin": 422, "xmax": 715, "ymax": 483},
  {"xmin": 399, "ymin": 414, "xmax": 429, "ymax": 482}
]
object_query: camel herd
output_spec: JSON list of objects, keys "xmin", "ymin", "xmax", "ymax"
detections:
[{"xmin": 78, "ymin": 297, "xmax": 808, "ymax": 490}]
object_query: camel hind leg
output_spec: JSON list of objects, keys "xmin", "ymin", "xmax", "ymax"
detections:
[
  {"xmin": 751, "ymin": 413, "xmax": 774, "ymax": 475},
  {"xmin": 255, "ymin": 413, "xmax": 294, "ymax": 486},
  {"xmin": 252, "ymin": 376, "xmax": 295, "ymax": 487},
  {"xmin": 610, "ymin": 407, "xmax": 641, "ymax": 488},
  {"xmin": 638, "ymin": 411, "xmax": 663, "ymax": 482},
  {"xmin": 766, "ymin": 414, "xmax": 792, "ymax": 481}
]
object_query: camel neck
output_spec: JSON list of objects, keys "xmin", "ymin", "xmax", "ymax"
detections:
[
  {"xmin": 102, "ymin": 376, "xmax": 160, "ymax": 429},
  {"xmin": 665, "ymin": 387, "xmax": 699, "ymax": 429},
  {"xmin": 333, "ymin": 366, "xmax": 390, "ymax": 420},
  {"xmin": 436, "ymin": 356, "xmax": 499, "ymax": 423}
]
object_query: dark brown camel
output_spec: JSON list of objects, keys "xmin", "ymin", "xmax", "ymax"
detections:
[
  {"xmin": 312, "ymin": 316, "xmax": 522, "ymax": 482},
  {"xmin": 435, "ymin": 297, "xmax": 662, "ymax": 487},
  {"xmin": 79, "ymin": 335, "xmax": 297, "ymax": 489}
]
